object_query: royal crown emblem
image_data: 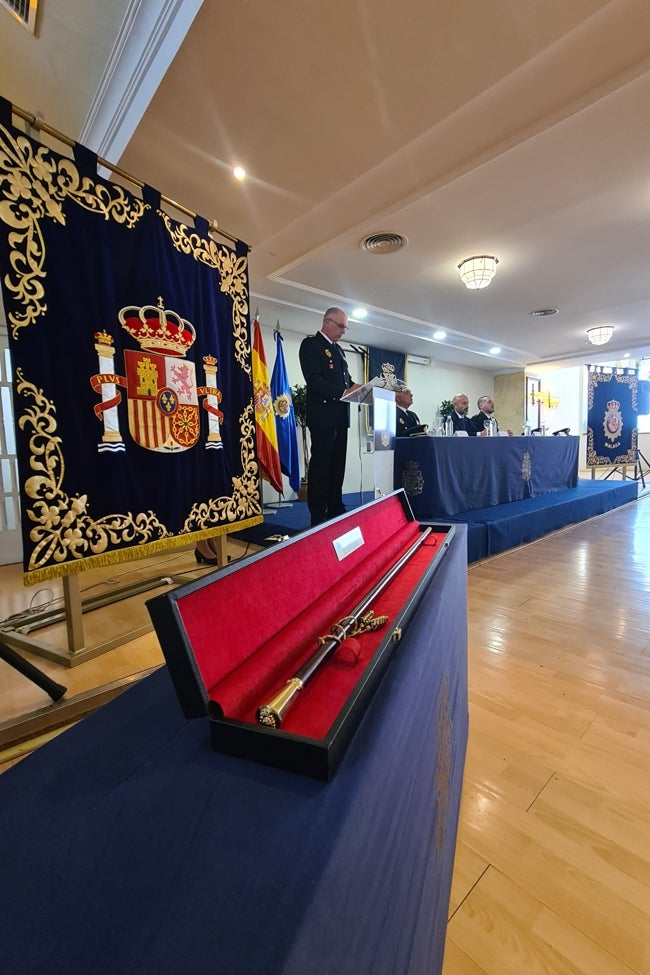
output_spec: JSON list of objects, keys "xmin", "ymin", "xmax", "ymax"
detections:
[
  {"xmin": 604, "ymin": 398, "xmax": 623, "ymax": 443},
  {"xmin": 90, "ymin": 299, "xmax": 223, "ymax": 455},
  {"xmin": 119, "ymin": 296, "xmax": 196, "ymax": 357},
  {"xmin": 381, "ymin": 362, "xmax": 397, "ymax": 383}
]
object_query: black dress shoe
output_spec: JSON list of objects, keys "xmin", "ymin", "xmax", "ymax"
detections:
[{"xmin": 194, "ymin": 547, "xmax": 219, "ymax": 566}]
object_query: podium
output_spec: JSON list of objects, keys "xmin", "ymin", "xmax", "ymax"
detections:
[{"xmin": 342, "ymin": 378, "xmax": 396, "ymax": 497}]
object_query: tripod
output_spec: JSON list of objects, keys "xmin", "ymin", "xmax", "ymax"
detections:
[
  {"xmin": 595, "ymin": 447, "xmax": 648, "ymax": 488},
  {"xmin": 635, "ymin": 449, "xmax": 649, "ymax": 488},
  {"xmin": 0, "ymin": 638, "xmax": 67, "ymax": 703}
]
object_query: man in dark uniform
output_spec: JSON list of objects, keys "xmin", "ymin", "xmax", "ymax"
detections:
[
  {"xmin": 450, "ymin": 393, "xmax": 477, "ymax": 435},
  {"xmin": 395, "ymin": 386, "xmax": 421, "ymax": 435},
  {"xmin": 299, "ymin": 308, "xmax": 360, "ymax": 526}
]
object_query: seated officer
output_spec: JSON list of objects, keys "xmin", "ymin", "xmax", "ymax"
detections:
[
  {"xmin": 449, "ymin": 393, "xmax": 477, "ymax": 435},
  {"xmin": 395, "ymin": 386, "xmax": 421, "ymax": 436},
  {"xmin": 470, "ymin": 395, "xmax": 512, "ymax": 435}
]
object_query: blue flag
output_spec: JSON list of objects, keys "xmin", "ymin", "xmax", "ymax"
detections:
[{"xmin": 271, "ymin": 329, "xmax": 301, "ymax": 493}]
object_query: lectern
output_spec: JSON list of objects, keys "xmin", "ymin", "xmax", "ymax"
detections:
[{"xmin": 342, "ymin": 378, "xmax": 396, "ymax": 498}]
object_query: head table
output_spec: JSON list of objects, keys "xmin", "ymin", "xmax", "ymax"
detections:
[{"xmin": 394, "ymin": 434, "xmax": 579, "ymax": 519}]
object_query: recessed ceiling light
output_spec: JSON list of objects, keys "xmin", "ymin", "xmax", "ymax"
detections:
[
  {"xmin": 489, "ymin": 347, "xmax": 501, "ymax": 355},
  {"xmin": 352, "ymin": 307, "xmax": 367, "ymax": 319},
  {"xmin": 530, "ymin": 308, "xmax": 558, "ymax": 317},
  {"xmin": 433, "ymin": 330, "xmax": 446, "ymax": 340},
  {"xmin": 233, "ymin": 166, "xmax": 246, "ymax": 181}
]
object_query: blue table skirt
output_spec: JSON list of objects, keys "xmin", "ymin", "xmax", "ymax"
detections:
[
  {"xmin": 395, "ymin": 435, "xmax": 579, "ymax": 519},
  {"xmin": 0, "ymin": 528, "xmax": 469, "ymax": 975}
]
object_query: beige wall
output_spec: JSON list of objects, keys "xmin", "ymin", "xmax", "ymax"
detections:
[{"xmin": 494, "ymin": 372, "xmax": 525, "ymax": 434}]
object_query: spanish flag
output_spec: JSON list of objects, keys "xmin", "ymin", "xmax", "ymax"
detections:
[
  {"xmin": 252, "ymin": 318, "xmax": 283, "ymax": 493},
  {"xmin": 271, "ymin": 328, "xmax": 301, "ymax": 494}
]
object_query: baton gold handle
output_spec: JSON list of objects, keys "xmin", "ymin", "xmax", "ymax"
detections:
[{"xmin": 257, "ymin": 677, "xmax": 304, "ymax": 728}]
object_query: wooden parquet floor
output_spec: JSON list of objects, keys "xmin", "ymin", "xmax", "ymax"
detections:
[{"xmin": 443, "ymin": 490, "xmax": 650, "ymax": 975}]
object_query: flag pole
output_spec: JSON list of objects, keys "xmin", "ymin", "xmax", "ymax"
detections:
[{"xmin": 261, "ymin": 316, "xmax": 292, "ymax": 509}]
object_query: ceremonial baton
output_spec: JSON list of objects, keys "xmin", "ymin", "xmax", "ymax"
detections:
[{"xmin": 257, "ymin": 527, "xmax": 433, "ymax": 728}]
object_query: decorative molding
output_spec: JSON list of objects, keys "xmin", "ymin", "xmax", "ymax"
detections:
[{"xmin": 79, "ymin": 0, "xmax": 203, "ymax": 162}]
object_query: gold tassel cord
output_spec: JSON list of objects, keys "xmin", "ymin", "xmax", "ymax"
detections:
[{"xmin": 9, "ymin": 102, "xmax": 247, "ymax": 250}]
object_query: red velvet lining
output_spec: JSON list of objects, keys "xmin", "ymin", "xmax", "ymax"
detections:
[
  {"xmin": 247, "ymin": 534, "xmax": 443, "ymax": 738},
  {"xmin": 176, "ymin": 495, "xmax": 448, "ymax": 740}
]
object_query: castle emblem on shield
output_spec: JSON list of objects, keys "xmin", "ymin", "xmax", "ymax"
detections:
[
  {"xmin": 603, "ymin": 398, "xmax": 622, "ymax": 444},
  {"xmin": 90, "ymin": 297, "xmax": 223, "ymax": 454}
]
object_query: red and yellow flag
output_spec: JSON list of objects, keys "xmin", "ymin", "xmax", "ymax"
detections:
[{"xmin": 252, "ymin": 318, "xmax": 283, "ymax": 493}]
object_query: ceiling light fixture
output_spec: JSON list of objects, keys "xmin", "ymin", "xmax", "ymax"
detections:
[
  {"xmin": 489, "ymin": 346, "xmax": 501, "ymax": 356},
  {"xmin": 586, "ymin": 325, "xmax": 615, "ymax": 346},
  {"xmin": 458, "ymin": 255, "xmax": 499, "ymax": 290},
  {"xmin": 233, "ymin": 166, "xmax": 246, "ymax": 181},
  {"xmin": 433, "ymin": 330, "xmax": 446, "ymax": 340}
]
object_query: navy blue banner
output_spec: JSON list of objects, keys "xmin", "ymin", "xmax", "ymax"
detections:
[
  {"xmin": 366, "ymin": 346, "xmax": 406, "ymax": 433},
  {"xmin": 0, "ymin": 100, "xmax": 261, "ymax": 583},
  {"xmin": 367, "ymin": 346, "xmax": 407, "ymax": 387},
  {"xmin": 586, "ymin": 367, "xmax": 638, "ymax": 467}
]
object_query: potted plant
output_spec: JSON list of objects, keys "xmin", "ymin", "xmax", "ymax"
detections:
[
  {"xmin": 439, "ymin": 399, "xmax": 453, "ymax": 418},
  {"xmin": 291, "ymin": 383, "xmax": 310, "ymax": 501}
]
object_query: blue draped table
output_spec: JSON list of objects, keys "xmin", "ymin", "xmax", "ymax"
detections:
[
  {"xmin": 0, "ymin": 528, "xmax": 468, "ymax": 975},
  {"xmin": 394, "ymin": 435, "xmax": 579, "ymax": 519}
]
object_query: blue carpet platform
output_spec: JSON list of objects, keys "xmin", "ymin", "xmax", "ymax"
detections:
[{"xmin": 238, "ymin": 479, "xmax": 637, "ymax": 563}]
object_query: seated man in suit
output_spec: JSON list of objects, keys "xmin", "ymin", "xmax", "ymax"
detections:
[
  {"xmin": 470, "ymin": 395, "xmax": 512, "ymax": 436},
  {"xmin": 395, "ymin": 385, "xmax": 422, "ymax": 436},
  {"xmin": 450, "ymin": 393, "xmax": 477, "ymax": 435}
]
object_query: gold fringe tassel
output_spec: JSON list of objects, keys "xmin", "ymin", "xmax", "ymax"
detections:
[{"xmin": 22, "ymin": 516, "xmax": 264, "ymax": 587}]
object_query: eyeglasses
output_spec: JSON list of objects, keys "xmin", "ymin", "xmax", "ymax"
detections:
[{"xmin": 326, "ymin": 317, "xmax": 348, "ymax": 331}]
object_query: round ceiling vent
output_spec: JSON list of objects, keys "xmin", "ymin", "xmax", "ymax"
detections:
[{"xmin": 360, "ymin": 232, "xmax": 407, "ymax": 254}]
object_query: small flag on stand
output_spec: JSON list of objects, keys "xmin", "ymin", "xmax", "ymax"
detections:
[
  {"xmin": 252, "ymin": 317, "xmax": 283, "ymax": 493},
  {"xmin": 271, "ymin": 326, "xmax": 301, "ymax": 494}
]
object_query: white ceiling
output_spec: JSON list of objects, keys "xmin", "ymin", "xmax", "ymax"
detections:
[{"xmin": 2, "ymin": 0, "xmax": 650, "ymax": 373}]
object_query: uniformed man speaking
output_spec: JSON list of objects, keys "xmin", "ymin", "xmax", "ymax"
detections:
[{"xmin": 299, "ymin": 307, "xmax": 360, "ymax": 527}]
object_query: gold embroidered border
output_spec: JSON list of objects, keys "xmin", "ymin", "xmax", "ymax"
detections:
[
  {"xmin": 585, "ymin": 371, "xmax": 638, "ymax": 466},
  {"xmin": 17, "ymin": 369, "xmax": 261, "ymax": 585},
  {"xmin": 158, "ymin": 212, "xmax": 250, "ymax": 375},
  {"xmin": 1, "ymin": 121, "xmax": 258, "ymax": 583},
  {"xmin": 0, "ymin": 123, "xmax": 147, "ymax": 339}
]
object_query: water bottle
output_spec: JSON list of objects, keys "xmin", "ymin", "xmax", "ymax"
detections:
[
  {"xmin": 523, "ymin": 422, "xmax": 531, "ymax": 437},
  {"xmin": 489, "ymin": 417, "xmax": 497, "ymax": 437},
  {"xmin": 444, "ymin": 415, "xmax": 453, "ymax": 437}
]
